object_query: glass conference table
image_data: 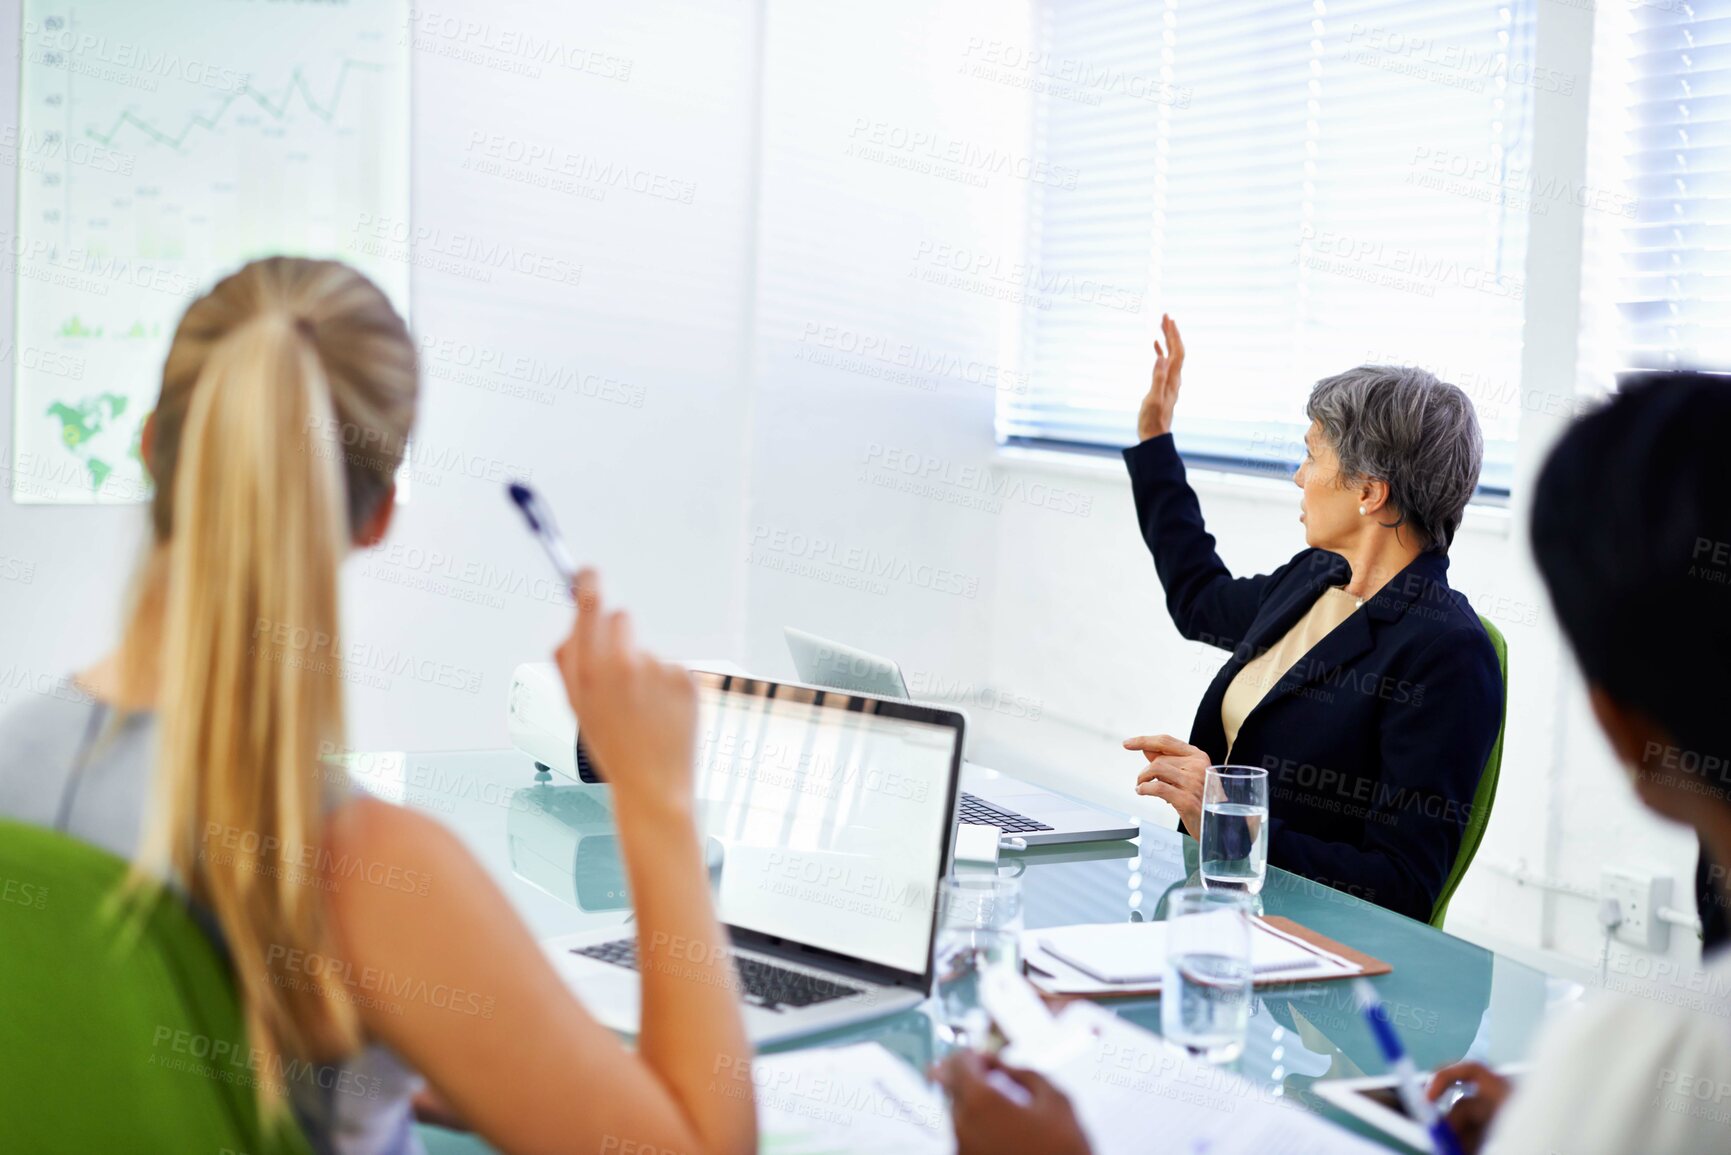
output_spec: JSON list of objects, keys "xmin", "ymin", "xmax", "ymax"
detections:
[{"xmin": 339, "ymin": 749, "xmax": 1559, "ymax": 1154}]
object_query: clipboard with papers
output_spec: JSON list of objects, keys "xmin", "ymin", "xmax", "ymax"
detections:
[{"xmin": 1022, "ymin": 914, "xmax": 1390, "ymax": 997}]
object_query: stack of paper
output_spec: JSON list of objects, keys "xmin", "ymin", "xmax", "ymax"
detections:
[
  {"xmin": 1024, "ymin": 916, "xmax": 1359, "ymax": 995},
  {"xmin": 1007, "ymin": 1001, "xmax": 1389, "ymax": 1155}
]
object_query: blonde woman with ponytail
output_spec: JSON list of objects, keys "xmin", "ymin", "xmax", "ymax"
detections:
[{"xmin": 0, "ymin": 257, "xmax": 755, "ymax": 1155}]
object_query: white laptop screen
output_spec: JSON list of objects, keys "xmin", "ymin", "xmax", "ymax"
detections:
[
  {"xmin": 784, "ymin": 627, "xmax": 911, "ymax": 700},
  {"xmin": 692, "ymin": 676, "xmax": 959, "ymax": 979}
]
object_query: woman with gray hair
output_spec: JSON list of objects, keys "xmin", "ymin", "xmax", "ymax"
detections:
[{"xmin": 1119, "ymin": 315, "xmax": 1503, "ymax": 921}]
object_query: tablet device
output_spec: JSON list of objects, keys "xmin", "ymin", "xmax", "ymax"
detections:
[{"xmin": 1314, "ymin": 1065, "xmax": 1525, "ymax": 1150}]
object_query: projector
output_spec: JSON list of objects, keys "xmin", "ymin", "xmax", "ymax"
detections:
[{"xmin": 506, "ymin": 659, "xmax": 749, "ymax": 783}]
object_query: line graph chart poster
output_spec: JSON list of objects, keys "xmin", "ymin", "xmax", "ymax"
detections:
[{"xmin": 13, "ymin": 0, "xmax": 410, "ymax": 503}]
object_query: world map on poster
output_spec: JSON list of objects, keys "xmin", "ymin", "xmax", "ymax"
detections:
[{"xmin": 11, "ymin": 0, "xmax": 410, "ymax": 503}]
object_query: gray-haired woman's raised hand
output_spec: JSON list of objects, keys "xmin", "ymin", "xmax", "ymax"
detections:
[{"xmin": 1136, "ymin": 313, "xmax": 1186, "ymax": 442}]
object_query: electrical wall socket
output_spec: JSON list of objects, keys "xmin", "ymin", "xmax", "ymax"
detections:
[{"xmin": 1601, "ymin": 866, "xmax": 1673, "ymax": 951}]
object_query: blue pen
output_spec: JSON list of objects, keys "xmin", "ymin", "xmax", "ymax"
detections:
[
  {"xmin": 506, "ymin": 481, "xmax": 579, "ymax": 585},
  {"xmin": 1355, "ymin": 979, "xmax": 1465, "ymax": 1155}
]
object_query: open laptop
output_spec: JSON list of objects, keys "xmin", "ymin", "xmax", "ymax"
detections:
[
  {"xmin": 544, "ymin": 670, "xmax": 965, "ymax": 1044},
  {"xmin": 785, "ymin": 627, "xmax": 1138, "ymax": 849}
]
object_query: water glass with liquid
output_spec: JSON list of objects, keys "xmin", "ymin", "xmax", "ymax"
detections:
[
  {"xmin": 1160, "ymin": 887, "xmax": 1254, "ymax": 1063},
  {"xmin": 1200, "ymin": 764, "xmax": 1269, "ymax": 894},
  {"xmin": 933, "ymin": 873, "xmax": 1022, "ymax": 1048}
]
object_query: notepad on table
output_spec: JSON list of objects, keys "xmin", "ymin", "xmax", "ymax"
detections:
[{"xmin": 1024, "ymin": 915, "xmax": 1365, "ymax": 995}]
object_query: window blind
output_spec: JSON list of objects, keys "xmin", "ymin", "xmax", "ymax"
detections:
[
  {"xmin": 1599, "ymin": 0, "xmax": 1731, "ymax": 374},
  {"xmin": 1001, "ymin": 0, "xmax": 1535, "ymax": 492}
]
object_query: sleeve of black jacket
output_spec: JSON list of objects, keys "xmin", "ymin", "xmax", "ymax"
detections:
[{"xmin": 1123, "ymin": 433, "xmax": 1310, "ymax": 653}]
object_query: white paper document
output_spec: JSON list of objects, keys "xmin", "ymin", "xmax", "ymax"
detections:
[
  {"xmin": 1024, "ymin": 917, "xmax": 1359, "ymax": 994},
  {"xmin": 1006, "ymin": 1001, "xmax": 1389, "ymax": 1155},
  {"xmin": 747, "ymin": 1004, "xmax": 1384, "ymax": 1154},
  {"xmin": 751, "ymin": 1043, "xmax": 953, "ymax": 1155}
]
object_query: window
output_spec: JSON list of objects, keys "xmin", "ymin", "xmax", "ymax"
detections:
[
  {"xmin": 998, "ymin": 0, "xmax": 1537, "ymax": 492},
  {"xmin": 1579, "ymin": 0, "xmax": 1731, "ymax": 386}
]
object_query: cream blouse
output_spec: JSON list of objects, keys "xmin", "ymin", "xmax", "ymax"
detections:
[{"xmin": 1220, "ymin": 586, "xmax": 1361, "ymax": 756}]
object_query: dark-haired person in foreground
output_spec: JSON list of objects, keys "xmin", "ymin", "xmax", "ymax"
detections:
[
  {"xmin": 938, "ymin": 371, "xmax": 1731, "ymax": 1155},
  {"xmin": 1121, "ymin": 316, "xmax": 1502, "ymax": 921},
  {"xmin": 1419, "ymin": 370, "xmax": 1731, "ymax": 1154}
]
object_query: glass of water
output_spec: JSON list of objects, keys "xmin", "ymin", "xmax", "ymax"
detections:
[
  {"xmin": 1200, "ymin": 764, "xmax": 1269, "ymax": 894},
  {"xmin": 933, "ymin": 873, "xmax": 1022, "ymax": 1048},
  {"xmin": 1160, "ymin": 887, "xmax": 1253, "ymax": 1063}
]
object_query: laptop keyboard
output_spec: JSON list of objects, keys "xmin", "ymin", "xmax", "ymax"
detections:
[
  {"xmin": 571, "ymin": 938, "xmax": 865, "ymax": 1012},
  {"xmin": 957, "ymin": 791, "xmax": 1054, "ymax": 834}
]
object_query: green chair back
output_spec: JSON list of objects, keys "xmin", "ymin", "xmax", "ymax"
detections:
[
  {"xmin": 0, "ymin": 818, "xmax": 313, "ymax": 1154},
  {"xmin": 1429, "ymin": 616, "xmax": 1509, "ymax": 928}
]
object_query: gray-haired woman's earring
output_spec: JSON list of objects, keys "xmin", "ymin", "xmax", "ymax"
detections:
[{"xmin": 1358, "ymin": 505, "xmax": 1367, "ymax": 515}]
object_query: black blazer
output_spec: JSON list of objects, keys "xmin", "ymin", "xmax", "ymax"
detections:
[{"xmin": 1124, "ymin": 435, "xmax": 1503, "ymax": 922}]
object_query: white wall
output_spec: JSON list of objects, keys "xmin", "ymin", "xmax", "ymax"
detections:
[
  {"xmin": 738, "ymin": 0, "xmax": 1030, "ymax": 691},
  {"xmin": 343, "ymin": 0, "xmax": 762, "ymax": 750}
]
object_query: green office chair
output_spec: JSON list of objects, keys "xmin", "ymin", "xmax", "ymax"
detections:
[
  {"xmin": 1428, "ymin": 616, "xmax": 1509, "ymax": 928},
  {"xmin": 0, "ymin": 818, "xmax": 313, "ymax": 1154}
]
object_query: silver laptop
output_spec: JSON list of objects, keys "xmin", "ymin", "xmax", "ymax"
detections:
[
  {"xmin": 544, "ymin": 670, "xmax": 965, "ymax": 1044},
  {"xmin": 785, "ymin": 627, "xmax": 1138, "ymax": 849}
]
